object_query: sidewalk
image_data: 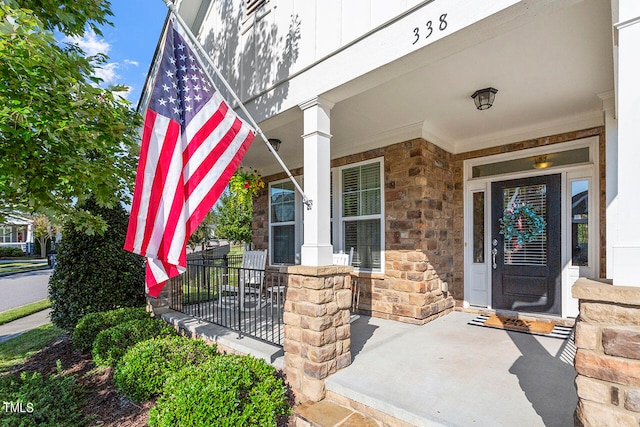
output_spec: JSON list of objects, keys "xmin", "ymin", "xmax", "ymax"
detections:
[{"xmin": 0, "ymin": 308, "xmax": 52, "ymax": 343}]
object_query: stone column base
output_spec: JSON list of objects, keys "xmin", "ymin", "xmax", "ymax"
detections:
[
  {"xmin": 283, "ymin": 265, "xmax": 352, "ymax": 402},
  {"xmin": 573, "ymin": 278, "xmax": 640, "ymax": 425}
]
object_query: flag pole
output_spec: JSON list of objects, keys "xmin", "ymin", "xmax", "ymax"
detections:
[{"xmin": 161, "ymin": 0, "xmax": 312, "ymax": 210}]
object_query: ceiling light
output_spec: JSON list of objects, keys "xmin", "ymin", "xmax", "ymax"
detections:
[
  {"xmin": 533, "ymin": 155, "xmax": 552, "ymax": 169},
  {"xmin": 471, "ymin": 87, "xmax": 498, "ymax": 110}
]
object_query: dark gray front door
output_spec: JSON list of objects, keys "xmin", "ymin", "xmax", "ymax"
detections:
[{"xmin": 491, "ymin": 174, "xmax": 561, "ymax": 315}]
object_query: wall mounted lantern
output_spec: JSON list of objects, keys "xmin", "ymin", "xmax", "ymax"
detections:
[
  {"xmin": 268, "ymin": 138, "xmax": 281, "ymax": 152},
  {"xmin": 471, "ymin": 87, "xmax": 498, "ymax": 110}
]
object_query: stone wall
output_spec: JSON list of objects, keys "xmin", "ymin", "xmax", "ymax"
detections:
[
  {"xmin": 573, "ymin": 278, "xmax": 640, "ymax": 425},
  {"xmin": 283, "ymin": 265, "xmax": 352, "ymax": 402}
]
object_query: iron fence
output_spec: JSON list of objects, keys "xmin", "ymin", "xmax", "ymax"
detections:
[{"xmin": 168, "ymin": 255, "xmax": 287, "ymax": 346}]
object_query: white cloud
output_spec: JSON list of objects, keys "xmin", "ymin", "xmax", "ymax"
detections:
[
  {"xmin": 65, "ymin": 30, "xmax": 110, "ymax": 57},
  {"xmin": 94, "ymin": 62, "xmax": 119, "ymax": 85},
  {"xmin": 124, "ymin": 59, "xmax": 140, "ymax": 67}
]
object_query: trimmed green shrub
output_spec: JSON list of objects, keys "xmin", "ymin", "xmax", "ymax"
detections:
[
  {"xmin": 148, "ymin": 354, "xmax": 291, "ymax": 427},
  {"xmin": 0, "ymin": 246, "xmax": 26, "ymax": 258},
  {"xmin": 114, "ymin": 336, "xmax": 217, "ymax": 402},
  {"xmin": 73, "ymin": 307, "xmax": 149, "ymax": 352},
  {"xmin": 48, "ymin": 199, "xmax": 146, "ymax": 330},
  {"xmin": 0, "ymin": 370, "xmax": 86, "ymax": 427},
  {"xmin": 92, "ymin": 317, "xmax": 175, "ymax": 366}
]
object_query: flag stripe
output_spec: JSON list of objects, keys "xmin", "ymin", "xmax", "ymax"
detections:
[
  {"xmin": 139, "ymin": 119, "xmax": 182, "ymax": 256},
  {"xmin": 125, "ymin": 110, "xmax": 156, "ymax": 251},
  {"xmin": 185, "ymin": 117, "xmax": 244, "ymax": 199},
  {"xmin": 187, "ymin": 130, "xmax": 254, "ymax": 236},
  {"xmin": 182, "ymin": 99, "xmax": 228, "ymax": 163}
]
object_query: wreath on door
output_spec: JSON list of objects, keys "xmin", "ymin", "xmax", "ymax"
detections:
[{"xmin": 499, "ymin": 202, "xmax": 546, "ymax": 246}]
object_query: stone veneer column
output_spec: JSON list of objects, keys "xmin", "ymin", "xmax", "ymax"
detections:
[
  {"xmin": 377, "ymin": 249, "xmax": 454, "ymax": 324},
  {"xmin": 573, "ymin": 278, "xmax": 640, "ymax": 425},
  {"xmin": 283, "ymin": 265, "xmax": 352, "ymax": 402}
]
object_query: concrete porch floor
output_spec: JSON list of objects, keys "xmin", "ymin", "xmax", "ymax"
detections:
[{"xmin": 326, "ymin": 311, "xmax": 577, "ymax": 427}]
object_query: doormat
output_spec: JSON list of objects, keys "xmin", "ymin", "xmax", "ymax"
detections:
[{"xmin": 468, "ymin": 314, "xmax": 573, "ymax": 339}]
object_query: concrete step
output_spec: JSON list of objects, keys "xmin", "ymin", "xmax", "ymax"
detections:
[{"xmin": 293, "ymin": 399, "xmax": 381, "ymax": 427}]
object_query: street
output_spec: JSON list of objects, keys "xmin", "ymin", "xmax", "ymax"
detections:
[{"xmin": 0, "ymin": 269, "xmax": 52, "ymax": 312}]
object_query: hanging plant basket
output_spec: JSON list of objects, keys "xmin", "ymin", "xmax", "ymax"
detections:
[{"xmin": 499, "ymin": 203, "xmax": 546, "ymax": 245}]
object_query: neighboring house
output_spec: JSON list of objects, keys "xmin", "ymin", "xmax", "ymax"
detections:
[{"xmin": 0, "ymin": 214, "xmax": 34, "ymax": 254}]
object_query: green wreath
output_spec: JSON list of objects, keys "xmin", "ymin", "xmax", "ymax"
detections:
[{"xmin": 499, "ymin": 203, "xmax": 546, "ymax": 245}]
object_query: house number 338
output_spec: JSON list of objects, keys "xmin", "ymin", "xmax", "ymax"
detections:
[{"xmin": 412, "ymin": 13, "xmax": 448, "ymax": 45}]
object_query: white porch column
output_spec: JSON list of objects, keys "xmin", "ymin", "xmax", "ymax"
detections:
[
  {"xmin": 600, "ymin": 92, "xmax": 618, "ymax": 279},
  {"xmin": 299, "ymin": 97, "xmax": 334, "ymax": 266},
  {"xmin": 612, "ymin": 1, "xmax": 640, "ymax": 286}
]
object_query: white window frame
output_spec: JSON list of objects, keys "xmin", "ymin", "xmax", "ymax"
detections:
[
  {"xmin": 266, "ymin": 158, "xmax": 385, "ymax": 272},
  {"xmin": 332, "ymin": 157, "xmax": 385, "ymax": 273},
  {"xmin": 268, "ymin": 177, "xmax": 303, "ymax": 266}
]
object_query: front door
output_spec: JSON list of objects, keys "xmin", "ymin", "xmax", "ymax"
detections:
[{"xmin": 491, "ymin": 174, "xmax": 561, "ymax": 315}]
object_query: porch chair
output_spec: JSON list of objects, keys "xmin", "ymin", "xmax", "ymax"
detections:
[
  {"xmin": 333, "ymin": 248, "xmax": 361, "ymax": 312},
  {"xmin": 332, "ymin": 247, "xmax": 354, "ymax": 266},
  {"xmin": 218, "ymin": 249, "xmax": 267, "ymax": 309}
]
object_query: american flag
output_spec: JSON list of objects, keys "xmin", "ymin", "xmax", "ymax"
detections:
[{"xmin": 125, "ymin": 16, "xmax": 255, "ymax": 297}]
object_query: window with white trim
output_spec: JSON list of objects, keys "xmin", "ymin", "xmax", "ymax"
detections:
[
  {"xmin": 338, "ymin": 161, "xmax": 383, "ymax": 270},
  {"xmin": 269, "ymin": 180, "xmax": 297, "ymax": 265},
  {"xmin": 267, "ymin": 158, "xmax": 384, "ymax": 271}
]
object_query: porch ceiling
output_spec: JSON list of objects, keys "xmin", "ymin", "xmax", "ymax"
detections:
[{"xmin": 242, "ymin": 0, "xmax": 613, "ymax": 176}]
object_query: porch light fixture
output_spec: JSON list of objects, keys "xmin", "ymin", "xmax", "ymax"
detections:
[
  {"xmin": 268, "ymin": 138, "xmax": 281, "ymax": 152},
  {"xmin": 533, "ymin": 155, "xmax": 552, "ymax": 169},
  {"xmin": 471, "ymin": 87, "xmax": 498, "ymax": 110}
]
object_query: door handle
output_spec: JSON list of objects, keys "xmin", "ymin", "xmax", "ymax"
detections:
[{"xmin": 492, "ymin": 248, "xmax": 498, "ymax": 269}]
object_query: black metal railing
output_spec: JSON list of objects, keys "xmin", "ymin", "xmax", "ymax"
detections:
[{"xmin": 168, "ymin": 255, "xmax": 287, "ymax": 346}]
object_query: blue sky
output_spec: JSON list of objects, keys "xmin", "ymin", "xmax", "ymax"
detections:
[{"xmin": 66, "ymin": 1, "xmax": 169, "ymax": 106}]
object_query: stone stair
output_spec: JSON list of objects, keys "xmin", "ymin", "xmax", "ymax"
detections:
[{"xmin": 292, "ymin": 400, "xmax": 381, "ymax": 427}]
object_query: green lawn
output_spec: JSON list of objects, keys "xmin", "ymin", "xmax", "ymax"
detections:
[
  {"xmin": 0, "ymin": 299, "xmax": 51, "ymax": 325},
  {"xmin": 0, "ymin": 260, "xmax": 48, "ymax": 275},
  {"xmin": 0, "ymin": 323, "xmax": 63, "ymax": 372}
]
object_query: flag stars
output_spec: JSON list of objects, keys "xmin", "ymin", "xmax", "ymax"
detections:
[
  {"xmin": 179, "ymin": 54, "xmax": 187, "ymax": 62},
  {"xmin": 165, "ymin": 70, "xmax": 174, "ymax": 79},
  {"xmin": 162, "ymin": 84, "xmax": 170, "ymax": 92},
  {"xmin": 177, "ymin": 43, "xmax": 185, "ymax": 51},
  {"xmin": 194, "ymin": 94, "xmax": 202, "ymax": 102},
  {"xmin": 180, "ymin": 65, "xmax": 187, "ymax": 72},
  {"xmin": 158, "ymin": 98, "xmax": 167, "ymax": 107}
]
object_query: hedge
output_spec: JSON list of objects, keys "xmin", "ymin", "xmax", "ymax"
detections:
[
  {"xmin": 92, "ymin": 317, "xmax": 175, "ymax": 367},
  {"xmin": 114, "ymin": 336, "xmax": 217, "ymax": 402},
  {"xmin": 72, "ymin": 307, "xmax": 149, "ymax": 352},
  {"xmin": 148, "ymin": 354, "xmax": 290, "ymax": 427}
]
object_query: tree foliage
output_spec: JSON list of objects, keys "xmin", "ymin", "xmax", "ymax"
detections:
[
  {"xmin": 0, "ymin": 1, "xmax": 141, "ymax": 233},
  {"xmin": 211, "ymin": 169, "xmax": 264, "ymax": 244},
  {"xmin": 187, "ymin": 212, "xmax": 214, "ymax": 252},
  {"xmin": 48, "ymin": 199, "xmax": 146, "ymax": 330}
]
